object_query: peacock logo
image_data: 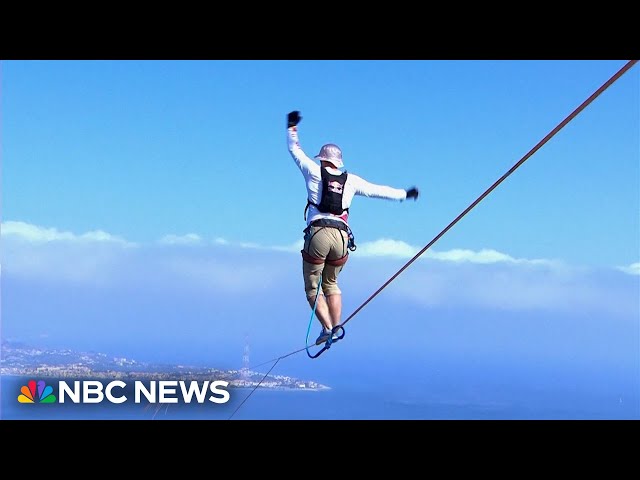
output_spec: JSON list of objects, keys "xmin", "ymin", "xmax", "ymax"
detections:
[{"xmin": 18, "ymin": 379, "xmax": 57, "ymax": 404}]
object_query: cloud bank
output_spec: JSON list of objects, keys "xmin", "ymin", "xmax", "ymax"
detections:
[{"xmin": 1, "ymin": 221, "xmax": 638, "ymax": 317}]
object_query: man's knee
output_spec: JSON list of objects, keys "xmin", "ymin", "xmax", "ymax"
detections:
[
  {"xmin": 303, "ymin": 259, "xmax": 324, "ymax": 298},
  {"xmin": 322, "ymin": 284, "xmax": 342, "ymax": 296},
  {"xmin": 321, "ymin": 265, "xmax": 343, "ymax": 296},
  {"xmin": 305, "ymin": 279, "xmax": 323, "ymax": 298}
]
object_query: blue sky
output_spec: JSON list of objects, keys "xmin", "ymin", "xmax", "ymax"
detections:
[
  {"xmin": 1, "ymin": 60, "xmax": 638, "ymax": 418},
  {"xmin": 3, "ymin": 60, "xmax": 638, "ymax": 266}
]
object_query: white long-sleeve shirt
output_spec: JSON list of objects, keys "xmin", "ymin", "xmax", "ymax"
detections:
[{"xmin": 287, "ymin": 126, "xmax": 408, "ymax": 227}]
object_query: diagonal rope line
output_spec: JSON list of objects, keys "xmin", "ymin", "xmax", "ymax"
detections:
[
  {"xmin": 340, "ymin": 59, "xmax": 638, "ymax": 328},
  {"xmin": 227, "ymin": 358, "xmax": 281, "ymax": 420},
  {"xmin": 229, "ymin": 59, "xmax": 638, "ymax": 416}
]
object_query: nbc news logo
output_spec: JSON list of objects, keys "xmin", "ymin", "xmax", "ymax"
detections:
[{"xmin": 17, "ymin": 378, "xmax": 230, "ymax": 404}]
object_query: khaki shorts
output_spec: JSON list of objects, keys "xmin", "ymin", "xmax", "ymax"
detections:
[{"xmin": 302, "ymin": 225, "xmax": 349, "ymax": 298}]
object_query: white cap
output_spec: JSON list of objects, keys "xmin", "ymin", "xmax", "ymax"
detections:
[{"xmin": 315, "ymin": 144, "xmax": 344, "ymax": 169}]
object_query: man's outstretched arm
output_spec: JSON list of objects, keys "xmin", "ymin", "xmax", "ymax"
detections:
[
  {"xmin": 353, "ymin": 174, "xmax": 419, "ymax": 202},
  {"xmin": 286, "ymin": 110, "xmax": 316, "ymax": 175}
]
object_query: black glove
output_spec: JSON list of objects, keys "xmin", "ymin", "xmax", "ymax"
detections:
[
  {"xmin": 287, "ymin": 111, "xmax": 302, "ymax": 128},
  {"xmin": 405, "ymin": 187, "xmax": 419, "ymax": 201}
]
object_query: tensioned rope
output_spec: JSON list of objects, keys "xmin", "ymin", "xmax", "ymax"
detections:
[{"xmin": 227, "ymin": 59, "xmax": 638, "ymax": 420}]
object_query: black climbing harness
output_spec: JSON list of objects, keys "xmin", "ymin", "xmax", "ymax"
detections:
[{"xmin": 302, "ymin": 217, "xmax": 357, "ymax": 262}]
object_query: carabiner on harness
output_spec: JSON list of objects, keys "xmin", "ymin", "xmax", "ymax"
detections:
[{"xmin": 347, "ymin": 227, "xmax": 357, "ymax": 252}]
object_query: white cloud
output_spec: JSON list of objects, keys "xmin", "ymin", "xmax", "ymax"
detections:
[
  {"xmin": 617, "ymin": 262, "xmax": 640, "ymax": 276},
  {"xmin": 158, "ymin": 233, "xmax": 203, "ymax": 245},
  {"xmin": 355, "ymin": 239, "xmax": 418, "ymax": 258},
  {"xmin": 427, "ymin": 248, "xmax": 514, "ymax": 264},
  {"xmin": 1, "ymin": 221, "xmax": 134, "ymax": 246}
]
